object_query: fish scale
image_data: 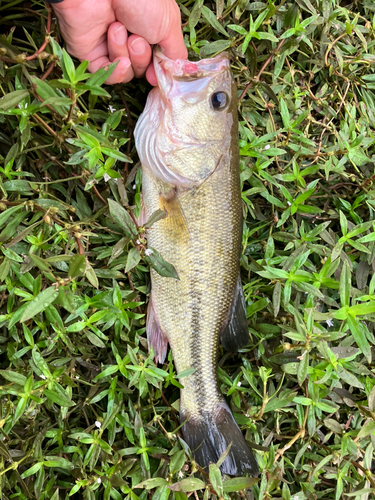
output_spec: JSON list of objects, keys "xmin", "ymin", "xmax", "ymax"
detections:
[
  {"xmin": 135, "ymin": 48, "xmax": 259, "ymax": 477},
  {"xmin": 143, "ymin": 158, "xmax": 240, "ymax": 415}
]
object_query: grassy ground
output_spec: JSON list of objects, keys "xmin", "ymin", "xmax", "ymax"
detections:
[{"xmin": 0, "ymin": 0, "xmax": 375, "ymax": 498}]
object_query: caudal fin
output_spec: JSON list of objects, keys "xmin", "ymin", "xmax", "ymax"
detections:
[{"xmin": 181, "ymin": 403, "xmax": 259, "ymax": 476}]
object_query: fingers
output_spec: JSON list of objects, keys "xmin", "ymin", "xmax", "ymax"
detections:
[
  {"xmin": 89, "ymin": 57, "xmax": 133, "ymax": 84},
  {"xmin": 108, "ymin": 22, "xmax": 130, "ymax": 62},
  {"xmin": 158, "ymin": 2, "xmax": 188, "ymax": 61},
  {"xmin": 89, "ymin": 22, "xmax": 134, "ymax": 84},
  {"xmin": 114, "ymin": 0, "xmax": 187, "ymax": 60},
  {"xmin": 146, "ymin": 64, "xmax": 158, "ymax": 86},
  {"xmin": 128, "ymin": 34, "xmax": 152, "ymax": 78},
  {"xmin": 107, "ymin": 23, "xmax": 152, "ymax": 80}
]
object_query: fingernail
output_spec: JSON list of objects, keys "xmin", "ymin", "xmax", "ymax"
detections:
[
  {"xmin": 131, "ymin": 38, "xmax": 146, "ymax": 55},
  {"xmin": 123, "ymin": 58, "xmax": 132, "ymax": 70},
  {"xmin": 114, "ymin": 25, "xmax": 126, "ymax": 45}
]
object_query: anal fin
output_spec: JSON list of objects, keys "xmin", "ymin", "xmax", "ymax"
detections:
[
  {"xmin": 221, "ymin": 277, "xmax": 249, "ymax": 352},
  {"xmin": 146, "ymin": 294, "xmax": 169, "ymax": 364}
]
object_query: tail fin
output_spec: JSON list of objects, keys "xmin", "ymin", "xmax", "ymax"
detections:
[{"xmin": 181, "ymin": 403, "xmax": 259, "ymax": 476}]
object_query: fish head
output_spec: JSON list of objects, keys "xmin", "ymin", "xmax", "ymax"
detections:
[{"xmin": 135, "ymin": 48, "xmax": 237, "ymax": 188}]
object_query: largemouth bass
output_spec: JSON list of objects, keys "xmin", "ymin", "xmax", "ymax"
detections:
[{"xmin": 134, "ymin": 49, "xmax": 258, "ymax": 477}]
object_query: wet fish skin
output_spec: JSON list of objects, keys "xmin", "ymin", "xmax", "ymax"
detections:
[{"xmin": 135, "ymin": 49, "xmax": 258, "ymax": 477}]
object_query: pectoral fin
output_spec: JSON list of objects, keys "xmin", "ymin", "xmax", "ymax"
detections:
[
  {"xmin": 146, "ymin": 293, "xmax": 169, "ymax": 364},
  {"xmin": 159, "ymin": 189, "xmax": 189, "ymax": 240},
  {"xmin": 221, "ymin": 277, "xmax": 249, "ymax": 352}
]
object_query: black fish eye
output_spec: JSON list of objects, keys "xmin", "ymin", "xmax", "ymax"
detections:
[{"xmin": 211, "ymin": 91, "xmax": 228, "ymax": 110}]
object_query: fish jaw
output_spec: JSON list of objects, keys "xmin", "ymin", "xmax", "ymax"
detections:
[{"xmin": 153, "ymin": 46, "xmax": 231, "ymax": 96}]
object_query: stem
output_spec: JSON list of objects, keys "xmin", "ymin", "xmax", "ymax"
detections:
[
  {"xmin": 67, "ymin": 88, "xmax": 76, "ymax": 123},
  {"xmin": 0, "ymin": 0, "xmax": 25, "ymax": 11},
  {"xmin": 239, "ymin": 39, "xmax": 285, "ymax": 101},
  {"xmin": 33, "ymin": 113, "xmax": 57, "ymax": 137},
  {"xmin": 33, "ymin": 175, "xmax": 85, "ymax": 185}
]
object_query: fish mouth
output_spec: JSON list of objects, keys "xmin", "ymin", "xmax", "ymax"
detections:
[{"xmin": 153, "ymin": 46, "xmax": 231, "ymax": 87}]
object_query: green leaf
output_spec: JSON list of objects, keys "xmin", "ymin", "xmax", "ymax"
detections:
[
  {"xmin": 20, "ymin": 462, "xmax": 43, "ymax": 479},
  {"xmin": 357, "ymin": 421, "xmax": 375, "ymax": 439},
  {"xmin": 258, "ymin": 32, "xmax": 278, "ymax": 42},
  {"xmin": 170, "ymin": 450, "xmax": 186, "ymax": 474},
  {"xmin": 144, "ymin": 248, "xmax": 179, "ymax": 279},
  {"xmin": 44, "ymin": 456, "xmax": 73, "ymax": 469},
  {"xmin": 86, "ymin": 331, "xmax": 106, "ymax": 348},
  {"xmin": 136, "ymin": 478, "xmax": 169, "ymax": 490},
  {"xmin": 279, "ymin": 98, "xmax": 290, "ymax": 128},
  {"xmin": 340, "ymin": 261, "xmax": 351, "ymax": 307},
  {"xmin": 44, "ymin": 388, "xmax": 75, "ymax": 407},
  {"xmin": 169, "ymin": 478, "xmax": 206, "ymax": 492},
  {"xmin": 68, "ymin": 255, "xmax": 87, "ymax": 278},
  {"xmin": 201, "ymin": 5, "xmax": 228, "ymax": 37},
  {"xmin": 62, "ymin": 48, "xmax": 76, "ymax": 82},
  {"xmin": 222, "ymin": 477, "xmax": 259, "ymax": 492},
  {"xmin": 339, "ymin": 210, "xmax": 348, "ymax": 236},
  {"xmin": 108, "ymin": 199, "xmax": 137, "ymax": 236},
  {"xmin": 86, "ymin": 263, "xmax": 99, "ymax": 289},
  {"xmin": 293, "ymin": 396, "xmax": 313, "ymax": 405},
  {"xmin": 315, "ymin": 401, "xmax": 339, "ymax": 413},
  {"xmin": 347, "ymin": 314, "xmax": 371, "ymax": 360},
  {"xmin": 144, "ymin": 209, "xmax": 166, "ymax": 229},
  {"xmin": 175, "ymin": 368, "xmax": 196, "ymax": 379},
  {"xmin": 0, "ymin": 204, "xmax": 24, "ymax": 227},
  {"xmin": 200, "ymin": 39, "xmax": 232, "ymax": 57},
  {"xmin": 125, "ymin": 247, "xmax": 141, "ymax": 273},
  {"xmin": 209, "ymin": 464, "xmax": 223, "ymax": 497},
  {"xmin": 20, "ymin": 287, "xmax": 59, "ymax": 323},
  {"xmin": 0, "ymin": 370, "xmax": 27, "ymax": 385},
  {"xmin": 247, "ymin": 298, "xmax": 268, "ymax": 318},
  {"xmin": 58, "ymin": 287, "xmax": 76, "ymax": 314},
  {"xmin": 0, "ymin": 89, "xmax": 29, "ymax": 110},
  {"xmin": 86, "ymin": 61, "xmax": 118, "ymax": 87},
  {"xmin": 228, "ymin": 24, "xmax": 247, "ymax": 36},
  {"xmin": 93, "ymin": 365, "xmax": 119, "ymax": 381},
  {"xmin": 349, "ymin": 301, "xmax": 375, "ymax": 316},
  {"xmin": 297, "ymin": 351, "xmax": 309, "ymax": 386},
  {"xmin": 29, "ymin": 254, "xmax": 52, "ymax": 272},
  {"xmin": 66, "ymin": 321, "xmax": 86, "ymax": 333}
]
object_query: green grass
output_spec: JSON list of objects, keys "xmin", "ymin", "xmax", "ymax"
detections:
[{"xmin": 1, "ymin": 0, "xmax": 375, "ymax": 498}]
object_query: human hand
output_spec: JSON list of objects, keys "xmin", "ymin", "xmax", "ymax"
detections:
[{"xmin": 51, "ymin": 0, "xmax": 187, "ymax": 85}]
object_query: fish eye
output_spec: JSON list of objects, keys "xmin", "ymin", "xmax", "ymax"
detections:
[{"xmin": 210, "ymin": 91, "xmax": 228, "ymax": 111}]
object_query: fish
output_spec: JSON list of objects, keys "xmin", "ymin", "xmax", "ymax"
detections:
[{"xmin": 134, "ymin": 48, "xmax": 259, "ymax": 477}]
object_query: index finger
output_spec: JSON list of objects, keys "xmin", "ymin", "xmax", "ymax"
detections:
[{"xmin": 158, "ymin": 14, "xmax": 187, "ymax": 61}]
